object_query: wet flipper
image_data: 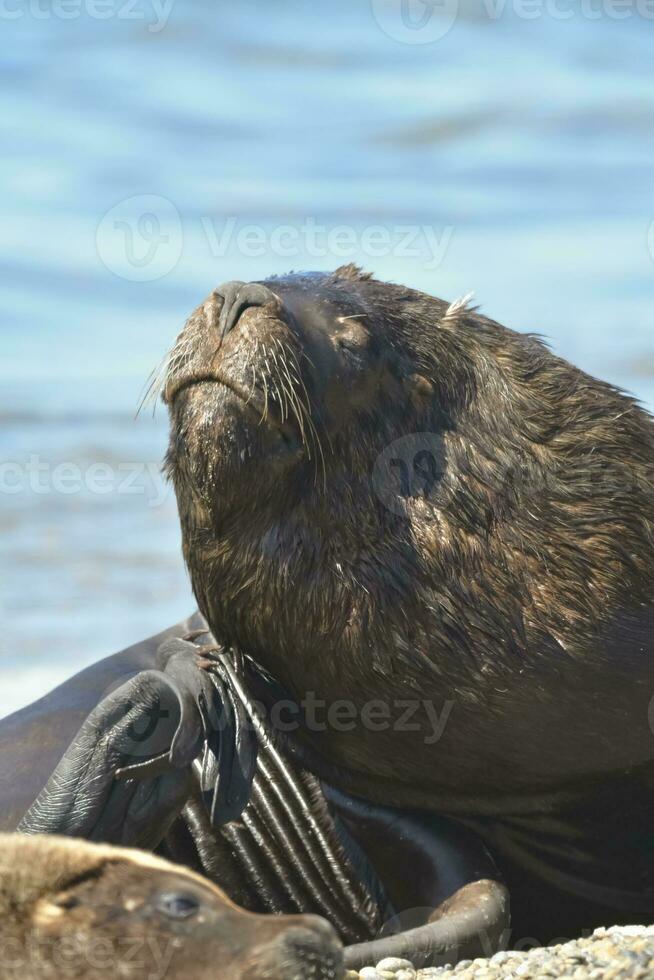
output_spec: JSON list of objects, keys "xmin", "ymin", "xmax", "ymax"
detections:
[
  {"xmin": 202, "ymin": 657, "xmax": 259, "ymax": 826},
  {"xmin": 115, "ymin": 637, "xmax": 218, "ymax": 780},
  {"xmin": 17, "ymin": 637, "xmax": 253, "ymax": 846},
  {"xmin": 18, "ymin": 669, "xmax": 194, "ymax": 846},
  {"xmin": 344, "ymin": 879, "xmax": 510, "ymax": 971}
]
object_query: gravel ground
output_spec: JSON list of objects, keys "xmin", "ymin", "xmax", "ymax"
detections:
[{"xmin": 348, "ymin": 926, "xmax": 654, "ymax": 979}]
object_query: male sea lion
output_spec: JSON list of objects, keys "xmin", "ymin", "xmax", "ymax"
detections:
[
  {"xmin": 161, "ymin": 265, "xmax": 654, "ymax": 943},
  {"xmin": 0, "ymin": 831, "xmax": 344, "ymax": 979}
]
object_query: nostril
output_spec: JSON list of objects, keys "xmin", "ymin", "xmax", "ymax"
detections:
[
  {"xmin": 214, "ymin": 280, "xmax": 278, "ymax": 340},
  {"xmin": 281, "ymin": 919, "xmax": 344, "ymax": 964},
  {"xmin": 213, "ymin": 280, "xmax": 244, "ymax": 339},
  {"xmin": 248, "ymin": 919, "xmax": 344, "ymax": 980}
]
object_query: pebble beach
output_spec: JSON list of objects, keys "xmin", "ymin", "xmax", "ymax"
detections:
[{"xmin": 350, "ymin": 927, "xmax": 654, "ymax": 980}]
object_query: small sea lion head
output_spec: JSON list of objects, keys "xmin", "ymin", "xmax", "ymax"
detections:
[{"xmin": 0, "ymin": 834, "xmax": 344, "ymax": 979}]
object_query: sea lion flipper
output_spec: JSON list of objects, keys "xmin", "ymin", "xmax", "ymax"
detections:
[
  {"xmin": 200, "ymin": 662, "xmax": 258, "ymax": 827},
  {"xmin": 157, "ymin": 640, "xmax": 261, "ymax": 827},
  {"xmin": 16, "ymin": 638, "xmax": 255, "ymax": 845},
  {"xmin": 198, "ymin": 671, "xmax": 227, "ymax": 807},
  {"xmin": 344, "ymin": 879, "xmax": 510, "ymax": 971},
  {"xmin": 220, "ymin": 665, "xmax": 258, "ymax": 822},
  {"xmin": 208, "ymin": 669, "xmax": 239, "ymax": 825},
  {"xmin": 154, "ymin": 637, "xmax": 222, "ymax": 768},
  {"xmin": 18, "ymin": 670, "xmax": 193, "ymax": 845},
  {"xmin": 230, "ymin": 680, "xmax": 259, "ymax": 810}
]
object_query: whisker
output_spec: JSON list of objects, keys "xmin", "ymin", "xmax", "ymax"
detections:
[
  {"xmin": 275, "ymin": 345, "xmax": 327, "ymax": 488},
  {"xmin": 275, "ymin": 339, "xmax": 329, "ymax": 489},
  {"xmin": 279, "ymin": 342, "xmax": 313, "ymax": 416},
  {"xmin": 268, "ymin": 345, "xmax": 290, "ymax": 424},
  {"xmin": 262, "ymin": 350, "xmax": 285, "ymax": 428},
  {"xmin": 140, "ymin": 325, "xmax": 207, "ymax": 419},
  {"xmin": 272, "ymin": 343, "xmax": 310, "ymax": 453},
  {"xmin": 260, "ymin": 345, "xmax": 270, "ymax": 423},
  {"xmin": 136, "ymin": 353, "xmax": 170, "ymax": 419}
]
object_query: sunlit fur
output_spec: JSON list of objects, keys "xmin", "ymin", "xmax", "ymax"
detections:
[{"xmin": 163, "ymin": 266, "xmax": 654, "ymax": 815}]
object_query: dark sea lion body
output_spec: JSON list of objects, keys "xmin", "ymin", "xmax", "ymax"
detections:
[
  {"xmin": 0, "ymin": 832, "xmax": 343, "ymax": 979},
  {"xmin": 163, "ymin": 266, "xmax": 654, "ymax": 941},
  {"xmin": 0, "ymin": 622, "xmax": 508, "ymax": 968}
]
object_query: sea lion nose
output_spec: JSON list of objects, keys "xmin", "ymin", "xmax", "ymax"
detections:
[
  {"xmin": 214, "ymin": 280, "xmax": 278, "ymax": 340},
  {"xmin": 268, "ymin": 918, "xmax": 344, "ymax": 979}
]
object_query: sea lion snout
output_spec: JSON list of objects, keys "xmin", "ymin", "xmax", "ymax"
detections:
[
  {"xmin": 164, "ymin": 269, "xmax": 396, "ymax": 482},
  {"xmin": 244, "ymin": 914, "xmax": 345, "ymax": 980},
  {"xmin": 163, "ymin": 269, "xmax": 401, "ymax": 526}
]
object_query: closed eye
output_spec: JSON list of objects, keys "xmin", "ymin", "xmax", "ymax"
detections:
[{"xmin": 338, "ymin": 337, "xmax": 362, "ymax": 352}]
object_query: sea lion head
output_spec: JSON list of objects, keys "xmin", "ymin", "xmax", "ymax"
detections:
[
  {"xmin": 163, "ymin": 267, "xmax": 467, "ymax": 654},
  {"xmin": 160, "ymin": 266, "xmax": 547, "ymax": 679},
  {"xmin": 163, "ymin": 265, "xmax": 458, "ymax": 522},
  {"xmin": 0, "ymin": 834, "xmax": 344, "ymax": 979}
]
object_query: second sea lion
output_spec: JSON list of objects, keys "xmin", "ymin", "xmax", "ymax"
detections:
[{"xmin": 0, "ymin": 832, "xmax": 344, "ymax": 979}]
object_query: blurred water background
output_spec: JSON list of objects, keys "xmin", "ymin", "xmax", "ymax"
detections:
[{"xmin": 1, "ymin": 0, "xmax": 653, "ymax": 717}]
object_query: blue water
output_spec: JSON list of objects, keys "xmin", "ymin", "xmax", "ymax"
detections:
[{"xmin": 1, "ymin": 0, "xmax": 653, "ymax": 716}]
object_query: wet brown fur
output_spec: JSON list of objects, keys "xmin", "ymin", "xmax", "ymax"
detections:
[
  {"xmin": 162, "ymin": 265, "xmax": 654, "ymax": 937},
  {"xmin": 163, "ymin": 267, "xmax": 654, "ymax": 801},
  {"xmin": 0, "ymin": 833, "xmax": 342, "ymax": 979}
]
